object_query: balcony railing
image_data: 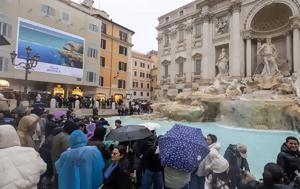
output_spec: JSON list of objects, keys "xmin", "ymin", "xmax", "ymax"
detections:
[
  {"xmin": 161, "ymin": 75, "xmax": 171, "ymax": 85},
  {"xmin": 191, "ymin": 72, "xmax": 201, "ymax": 81},
  {"xmin": 175, "ymin": 73, "xmax": 186, "ymax": 83}
]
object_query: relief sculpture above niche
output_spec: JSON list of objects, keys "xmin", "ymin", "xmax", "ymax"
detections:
[{"xmin": 215, "ymin": 16, "xmax": 229, "ymax": 35}]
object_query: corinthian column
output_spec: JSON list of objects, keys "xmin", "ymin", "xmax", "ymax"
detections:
[
  {"xmin": 246, "ymin": 37, "xmax": 252, "ymax": 77},
  {"xmin": 230, "ymin": 2, "xmax": 241, "ymax": 77},
  {"xmin": 286, "ymin": 31, "xmax": 292, "ymax": 66},
  {"xmin": 201, "ymin": 13, "xmax": 211, "ymax": 79},
  {"xmin": 291, "ymin": 17, "xmax": 300, "ymax": 72}
]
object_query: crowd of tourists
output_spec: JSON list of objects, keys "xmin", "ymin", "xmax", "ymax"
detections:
[{"xmin": 0, "ymin": 104, "xmax": 300, "ymax": 189}]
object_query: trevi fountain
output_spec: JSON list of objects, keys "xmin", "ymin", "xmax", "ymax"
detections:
[{"xmin": 152, "ymin": 0, "xmax": 300, "ymax": 132}]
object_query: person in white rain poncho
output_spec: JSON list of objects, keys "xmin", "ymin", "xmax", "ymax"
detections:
[{"xmin": 0, "ymin": 124, "xmax": 46, "ymax": 189}]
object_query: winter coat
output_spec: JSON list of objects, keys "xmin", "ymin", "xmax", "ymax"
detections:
[
  {"xmin": 277, "ymin": 143, "xmax": 300, "ymax": 184},
  {"xmin": 51, "ymin": 131, "xmax": 69, "ymax": 163},
  {"xmin": 45, "ymin": 120, "xmax": 57, "ymax": 138},
  {"xmin": 143, "ymin": 136, "xmax": 163, "ymax": 172},
  {"xmin": 39, "ymin": 134, "xmax": 55, "ymax": 177},
  {"xmin": 196, "ymin": 142, "xmax": 222, "ymax": 177},
  {"xmin": 0, "ymin": 124, "xmax": 46, "ymax": 189},
  {"xmin": 17, "ymin": 114, "xmax": 39, "ymax": 149},
  {"xmin": 224, "ymin": 144, "xmax": 250, "ymax": 189},
  {"xmin": 55, "ymin": 130, "xmax": 105, "ymax": 189},
  {"xmin": 103, "ymin": 158, "xmax": 132, "ymax": 189}
]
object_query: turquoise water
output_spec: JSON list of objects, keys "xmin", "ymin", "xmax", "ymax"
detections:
[{"xmin": 105, "ymin": 116, "xmax": 300, "ymax": 179}]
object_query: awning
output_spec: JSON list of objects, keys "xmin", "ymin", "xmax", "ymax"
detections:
[{"xmin": 0, "ymin": 35, "xmax": 10, "ymax": 46}]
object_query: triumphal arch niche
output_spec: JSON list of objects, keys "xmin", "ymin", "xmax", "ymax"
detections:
[{"xmin": 243, "ymin": 0, "xmax": 300, "ymax": 77}]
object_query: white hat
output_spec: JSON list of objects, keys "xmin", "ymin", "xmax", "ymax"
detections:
[
  {"xmin": 237, "ymin": 144, "xmax": 247, "ymax": 158},
  {"xmin": 211, "ymin": 155, "xmax": 229, "ymax": 173},
  {"xmin": 205, "ymin": 149, "xmax": 229, "ymax": 173}
]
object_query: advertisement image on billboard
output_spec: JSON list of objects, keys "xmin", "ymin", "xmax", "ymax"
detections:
[{"xmin": 16, "ymin": 17, "xmax": 85, "ymax": 78}]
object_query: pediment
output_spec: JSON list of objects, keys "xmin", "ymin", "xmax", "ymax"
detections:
[{"xmin": 175, "ymin": 56, "xmax": 186, "ymax": 63}]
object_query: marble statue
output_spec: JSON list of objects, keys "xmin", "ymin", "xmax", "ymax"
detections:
[
  {"xmin": 216, "ymin": 48, "xmax": 229, "ymax": 76},
  {"xmin": 257, "ymin": 38, "xmax": 280, "ymax": 76},
  {"xmin": 205, "ymin": 75, "xmax": 230, "ymax": 94},
  {"xmin": 292, "ymin": 72, "xmax": 300, "ymax": 98},
  {"xmin": 225, "ymin": 79, "xmax": 243, "ymax": 96}
]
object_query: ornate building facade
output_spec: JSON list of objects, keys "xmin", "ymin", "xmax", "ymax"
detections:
[{"xmin": 157, "ymin": 0, "xmax": 300, "ymax": 97}]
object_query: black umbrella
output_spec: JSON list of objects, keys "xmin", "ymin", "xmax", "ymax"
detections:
[
  {"xmin": 11, "ymin": 106, "xmax": 27, "ymax": 114},
  {"xmin": 106, "ymin": 125, "xmax": 153, "ymax": 142}
]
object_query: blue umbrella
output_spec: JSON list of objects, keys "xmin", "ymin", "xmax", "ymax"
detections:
[{"xmin": 158, "ymin": 124, "xmax": 209, "ymax": 172}]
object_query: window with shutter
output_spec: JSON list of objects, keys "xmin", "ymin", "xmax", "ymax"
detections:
[
  {"xmin": 195, "ymin": 23, "xmax": 202, "ymax": 38},
  {"xmin": 164, "ymin": 65, "xmax": 168, "ymax": 77},
  {"xmin": 0, "ymin": 22, "xmax": 12, "ymax": 38},
  {"xmin": 100, "ymin": 57, "xmax": 105, "ymax": 67},
  {"xmin": 101, "ymin": 23, "xmax": 107, "ymax": 34},
  {"xmin": 41, "ymin": 5, "xmax": 55, "ymax": 17},
  {"xmin": 89, "ymin": 24, "xmax": 98, "ymax": 32},
  {"xmin": 179, "ymin": 62, "xmax": 184, "ymax": 76},
  {"xmin": 178, "ymin": 30, "xmax": 184, "ymax": 42},
  {"xmin": 101, "ymin": 39, "xmax": 106, "ymax": 49},
  {"xmin": 195, "ymin": 59, "xmax": 201, "ymax": 74}
]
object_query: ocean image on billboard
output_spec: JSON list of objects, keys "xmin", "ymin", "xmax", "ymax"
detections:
[{"xmin": 17, "ymin": 18, "xmax": 84, "ymax": 77}]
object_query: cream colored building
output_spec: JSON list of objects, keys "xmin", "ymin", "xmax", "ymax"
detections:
[
  {"xmin": 129, "ymin": 51, "xmax": 157, "ymax": 101},
  {"xmin": 0, "ymin": 0, "xmax": 104, "ymax": 98},
  {"xmin": 157, "ymin": 0, "xmax": 300, "ymax": 97}
]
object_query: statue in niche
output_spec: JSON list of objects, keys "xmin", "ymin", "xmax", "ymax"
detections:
[
  {"xmin": 215, "ymin": 18, "xmax": 228, "ymax": 34},
  {"xmin": 216, "ymin": 48, "xmax": 229, "ymax": 76},
  {"xmin": 257, "ymin": 38, "xmax": 280, "ymax": 76}
]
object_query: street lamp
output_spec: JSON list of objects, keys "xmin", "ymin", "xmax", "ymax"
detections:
[{"xmin": 10, "ymin": 46, "xmax": 40, "ymax": 98}]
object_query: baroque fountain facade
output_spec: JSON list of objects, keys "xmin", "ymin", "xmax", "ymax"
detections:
[{"xmin": 155, "ymin": 0, "xmax": 300, "ymax": 131}]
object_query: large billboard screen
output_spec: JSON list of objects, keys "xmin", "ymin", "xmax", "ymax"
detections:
[{"xmin": 16, "ymin": 17, "xmax": 84, "ymax": 78}]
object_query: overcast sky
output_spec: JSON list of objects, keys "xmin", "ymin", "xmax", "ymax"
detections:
[{"xmin": 72, "ymin": 0, "xmax": 194, "ymax": 53}]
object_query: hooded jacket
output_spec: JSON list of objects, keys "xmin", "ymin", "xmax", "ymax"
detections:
[
  {"xmin": 224, "ymin": 144, "xmax": 250, "ymax": 189},
  {"xmin": 196, "ymin": 142, "xmax": 222, "ymax": 177},
  {"xmin": 55, "ymin": 130, "xmax": 105, "ymax": 189},
  {"xmin": 17, "ymin": 114, "xmax": 39, "ymax": 149},
  {"xmin": 277, "ymin": 143, "xmax": 300, "ymax": 184},
  {"xmin": 0, "ymin": 124, "xmax": 46, "ymax": 189}
]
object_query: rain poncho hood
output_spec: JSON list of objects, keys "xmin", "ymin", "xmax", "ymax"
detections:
[
  {"xmin": 55, "ymin": 130, "xmax": 105, "ymax": 189},
  {"xmin": 68, "ymin": 129, "xmax": 88, "ymax": 148},
  {"xmin": 0, "ymin": 125, "xmax": 46, "ymax": 189},
  {"xmin": 0, "ymin": 124, "xmax": 20, "ymax": 148}
]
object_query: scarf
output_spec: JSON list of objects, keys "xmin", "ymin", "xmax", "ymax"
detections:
[{"xmin": 104, "ymin": 161, "xmax": 118, "ymax": 179}]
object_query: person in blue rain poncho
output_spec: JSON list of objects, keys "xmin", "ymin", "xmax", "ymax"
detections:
[{"xmin": 55, "ymin": 129, "xmax": 105, "ymax": 189}]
